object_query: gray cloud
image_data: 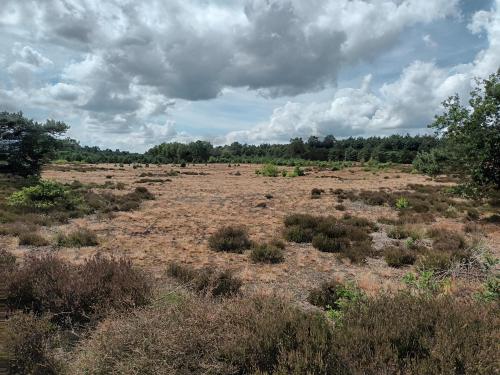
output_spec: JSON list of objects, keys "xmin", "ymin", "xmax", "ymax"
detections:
[{"xmin": 2, "ymin": 0, "xmax": 491, "ymax": 151}]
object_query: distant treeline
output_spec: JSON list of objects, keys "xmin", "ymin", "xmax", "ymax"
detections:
[{"xmin": 56, "ymin": 134, "xmax": 440, "ymax": 165}]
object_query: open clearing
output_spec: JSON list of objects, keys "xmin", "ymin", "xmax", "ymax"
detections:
[{"xmin": 4, "ymin": 163, "xmax": 499, "ymax": 303}]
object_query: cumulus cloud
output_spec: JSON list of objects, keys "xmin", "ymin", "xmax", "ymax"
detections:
[
  {"xmin": 0, "ymin": 0, "xmax": 496, "ymax": 150},
  {"xmin": 225, "ymin": 0, "xmax": 499, "ymax": 144}
]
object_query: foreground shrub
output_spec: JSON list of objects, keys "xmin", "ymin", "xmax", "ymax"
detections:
[
  {"xmin": 69, "ymin": 290, "xmax": 498, "ymax": 375},
  {"xmin": 5, "ymin": 314, "xmax": 62, "ymax": 375},
  {"xmin": 250, "ymin": 242, "xmax": 285, "ymax": 264},
  {"xmin": 208, "ymin": 226, "xmax": 252, "ymax": 253},
  {"xmin": 167, "ymin": 262, "xmax": 242, "ymax": 297},
  {"xmin": 283, "ymin": 225, "xmax": 314, "ymax": 243},
  {"xmin": 56, "ymin": 227, "xmax": 98, "ymax": 247},
  {"xmin": 384, "ymin": 246, "xmax": 416, "ymax": 267},
  {"xmin": 7, "ymin": 254, "xmax": 152, "ymax": 327},
  {"xmin": 70, "ymin": 295, "xmax": 337, "ymax": 375},
  {"xmin": 333, "ymin": 294, "xmax": 499, "ymax": 374}
]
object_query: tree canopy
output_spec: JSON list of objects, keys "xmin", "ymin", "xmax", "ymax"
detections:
[{"xmin": 0, "ymin": 112, "xmax": 68, "ymax": 176}]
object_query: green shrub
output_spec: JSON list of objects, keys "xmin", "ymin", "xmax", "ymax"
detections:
[
  {"xmin": 284, "ymin": 213, "xmax": 319, "ymax": 229},
  {"xmin": 466, "ymin": 208, "xmax": 480, "ymax": 221},
  {"xmin": 256, "ymin": 164, "xmax": 280, "ymax": 177},
  {"xmin": 208, "ymin": 226, "xmax": 252, "ymax": 253},
  {"xmin": 7, "ymin": 180, "xmax": 81, "ymax": 211},
  {"xmin": 384, "ymin": 246, "xmax": 416, "ymax": 267},
  {"xmin": 56, "ymin": 228, "xmax": 98, "ymax": 247},
  {"xmin": 342, "ymin": 241, "xmax": 374, "ymax": 264},
  {"xmin": 250, "ymin": 243, "xmax": 285, "ymax": 264},
  {"xmin": 18, "ymin": 232, "xmax": 50, "ymax": 246},
  {"xmin": 308, "ymin": 280, "xmax": 363, "ymax": 313},
  {"xmin": 412, "ymin": 149, "xmax": 446, "ymax": 177},
  {"xmin": 395, "ymin": 196, "xmax": 409, "ymax": 209}
]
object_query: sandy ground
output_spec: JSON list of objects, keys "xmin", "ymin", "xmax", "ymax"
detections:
[{"xmin": 5, "ymin": 163, "xmax": 499, "ymax": 301}]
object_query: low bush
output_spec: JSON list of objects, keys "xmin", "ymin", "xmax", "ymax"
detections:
[
  {"xmin": 333, "ymin": 294, "xmax": 498, "ymax": 374},
  {"xmin": 70, "ymin": 295, "xmax": 337, "ymax": 375},
  {"xmin": 5, "ymin": 314, "xmax": 62, "ymax": 375},
  {"xmin": 18, "ymin": 232, "xmax": 50, "ymax": 246},
  {"xmin": 256, "ymin": 164, "xmax": 280, "ymax": 177},
  {"xmin": 310, "ymin": 188, "xmax": 324, "ymax": 198},
  {"xmin": 56, "ymin": 227, "xmax": 98, "ymax": 247},
  {"xmin": 7, "ymin": 254, "xmax": 152, "ymax": 327},
  {"xmin": 250, "ymin": 242, "xmax": 285, "ymax": 264},
  {"xmin": 387, "ymin": 226, "xmax": 411, "ymax": 239},
  {"xmin": 384, "ymin": 246, "xmax": 416, "ymax": 267},
  {"xmin": 308, "ymin": 280, "xmax": 362, "ymax": 311},
  {"xmin": 7, "ymin": 180, "xmax": 81, "ymax": 211},
  {"xmin": 284, "ymin": 213, "xmax": 319, "ymax": 229},
  {"xmin": 208, "ymin": 226, "xmax": 252, "ymax": 253},
  {"xmin": 0, "ymin": 248, "xmax": 16, "ymax": 270},
  {"xmin": 283, "ymin": 225, "xmax": 315, "ymax": 243},
  {"xmin": 69, "ymin": 291, "xmax": 498, "ymax": 375},
  {"xmin": 342, "ymin": 241, "xmax": 375, "ymax": 264},
  {"xmin": 312, "ymin": 234, "xmax": 349, "ymax": 253},
  {"xmin": 335, "ymin": 204, "xmax": 346, "ymax": 211},
  {"xmin": 167, "ymin": 262, "xmax": 242, "ymax": 297}
]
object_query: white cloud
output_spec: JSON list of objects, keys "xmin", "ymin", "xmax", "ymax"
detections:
[
  {"xmin": 223, "ymin": 0, "xmax": 499, "ymax": 144},
  {"xmin": 0, "ymin": 0, "xmax": 496, "ymax": 150}
]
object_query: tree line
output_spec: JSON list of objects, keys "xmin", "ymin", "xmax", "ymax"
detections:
[{"xmin": 1, "ymin": 70, "xmax": 498, "ymax": 194}]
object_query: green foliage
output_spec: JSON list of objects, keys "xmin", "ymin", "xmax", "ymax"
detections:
[
  {"xmin": 395, "ymin": 196, "xmax": 409, "ymax": 209},
  {"xmin": 475, "ymin": 275, "xmax": 499, "ymax": 302},
  {"xmin": 308, "ymin": 280, "xmax": 364, "ymax": 322},
  {"xmin": 403, "ymin": 270, "xmax": 450, "ymax": 296},
  {"xmin": 429, "ymin": 71, "xmax": 500, "ymax": 193},
  {"xmin": 256, "ymin": 164, "xmax": 280, "ymax": 177},
  {"xmin": 412, "ymin": 148, "xmax": 448, "ymax": 176},
  {"xmin": 7, "ymin": 180, "xmax": 80, "ymax": 211},
  {"xmin": 0, "ymin": 111, "xmax": 68, "ymax": 176}
]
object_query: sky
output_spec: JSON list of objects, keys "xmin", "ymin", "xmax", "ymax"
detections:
[{"xmin": 0, "ymin": 0, "xmax": 499, "ymax": 152}]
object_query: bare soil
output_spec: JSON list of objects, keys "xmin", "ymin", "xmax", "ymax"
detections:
[{"xmin": 4, "ymin": 163, "xmax": 499, "ymax": 302}]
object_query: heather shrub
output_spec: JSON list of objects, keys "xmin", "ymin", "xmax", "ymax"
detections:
[
  {"xmin": 7, "ymin": 254, "xmax": 152, "ymax": 327},
  {"xmin": 284, "ymin": 213, "xmax": 319, "ymax": 229},
  {"xmin": 56, "ymin": 227, "xmax": 98, "ymax": 247},
  {"xmin": 384, "ymin": 246, "xmax": 416, "ymax": 267},
  {"xmin": 312, "ymin": 234, "xmax": 349, "ymax": 253},
  {"xmin": 283, "ymin": 225, "xmax": 314, "ymax": 243},
  {"xmin": 70, "ymin": 295, "xmax": 338, "ymax": 375},
  {"xmin": 18, "ymin": 232, "xmax": 50, "ymax": 246},
  {"xmin": 333, "ymin": 294, "xmax": 499, "ymax": 374},
  {"xmin": 167, "ymin": 262, "xmax": 242, "ymax": 297},
  {"xmin": 208, "ymin": 226, "xmax": 252, "ymax": 253},
  {"xmin": 5, "ymin": 314, "xmax": 62, "ymax": 375},
  {"xmin": 250, "ymin": 243, "xmax": 285, "ymax": 264}
]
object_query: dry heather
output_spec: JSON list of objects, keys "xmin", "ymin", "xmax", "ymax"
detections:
[{"xmin": 2, "ymin": 163, "xmax": 498, "ymax": 302}]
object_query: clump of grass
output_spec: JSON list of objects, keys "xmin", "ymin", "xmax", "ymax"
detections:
[
  {"xmin": 335, "ymin": 204, "xmax": 346, "ymax": 211},
  {"xmin": 167, "ymin": 262, "xmax": 242, "ymax": 297},
  {"xmin": 283, "ymin": 225, "xmax": 315, "ymax": 243},
  {"xmin": 384, "ymin": 246, "xmax": 416, "ymax": 267},
  {"xmin": 56, "ymin": 228, "xmax": 98, "ymax": 247},
  {"xmin": 250, "ymin": 241, "xmax": 285, "ymax": 264},
  {"xmin": 208, "ymin": 226, "xmax": 252, "ymax": 253},
  {"xmin": 18, "ymin": 232, "xmax": 50, "ymax": 246}
]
